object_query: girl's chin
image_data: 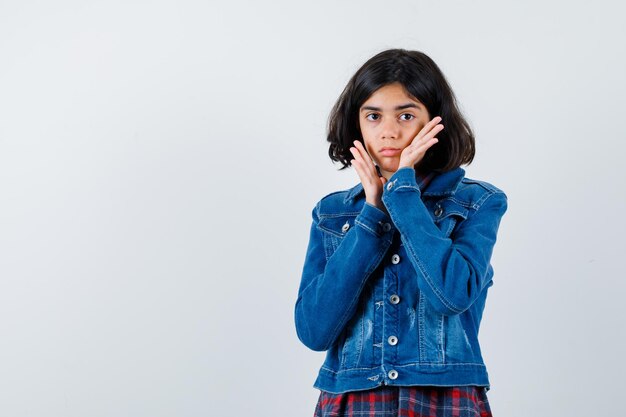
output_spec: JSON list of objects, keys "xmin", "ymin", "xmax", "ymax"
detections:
[{"xmin": 379, "ymin": 162, "xmax": 400, "ymax": 171}]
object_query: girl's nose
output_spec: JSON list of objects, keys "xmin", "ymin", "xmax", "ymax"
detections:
[{"xmin": 381, "ymin": 119, "xmax": 400, "ymax": 139}]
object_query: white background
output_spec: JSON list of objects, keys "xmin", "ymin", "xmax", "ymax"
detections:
[{"xmin": 1, "ymin": 1, "xmax": 624, "ymax": 416}]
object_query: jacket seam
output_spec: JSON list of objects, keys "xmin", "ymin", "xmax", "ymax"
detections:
[
  {"xmin": 354, "ymin": 219, "xmax": 379, "ymax": 237},
  {"xmin": 320, "ymin": 362, "xmax": 487, "ymax": 375}
]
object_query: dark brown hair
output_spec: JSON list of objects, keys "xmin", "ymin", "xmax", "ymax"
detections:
[{"xmin": 327, "ymin": 48, "xmax": 475, "ymax": 173}]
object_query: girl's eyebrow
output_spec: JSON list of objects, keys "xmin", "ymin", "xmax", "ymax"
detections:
[{"xmin": 360, "ymin": 103, "xmax": 421, "ymax": 112}]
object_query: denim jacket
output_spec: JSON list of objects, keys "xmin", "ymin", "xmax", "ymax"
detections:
[{"xmin": 294, "ymin": 166, "xmax": 508, "ymax": 394}]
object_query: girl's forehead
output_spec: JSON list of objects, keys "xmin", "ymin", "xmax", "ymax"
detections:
[
  {"xmin": 366, "ymin": 84, "xmax": 416, "ymax": 99},
  {"xmin": 361, "ymin": 85, "xmax": 422, "ymax": 108}
]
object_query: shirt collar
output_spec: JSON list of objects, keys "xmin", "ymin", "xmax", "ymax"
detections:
[{"xmin": 342, "ymin": 167, "xmax": 466, "ymax": 204}]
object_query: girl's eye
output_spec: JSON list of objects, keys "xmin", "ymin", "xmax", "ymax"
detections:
[{"xmin": 365, "ymin": 113, "xmax": 415, "ymax": 121}]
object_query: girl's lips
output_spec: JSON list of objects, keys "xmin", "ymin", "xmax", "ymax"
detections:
[{"xmin": 380, "ymin": 149, "xmax": 401, "ymax": 156}]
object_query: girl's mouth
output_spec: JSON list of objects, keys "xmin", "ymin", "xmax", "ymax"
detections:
[{"xmin": 380, "ymin": 149, "xmax": 401, "ymax": 156}]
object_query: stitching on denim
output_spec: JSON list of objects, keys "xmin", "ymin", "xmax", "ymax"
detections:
[
  {"xmin": 439, "ymin": 314, "xmax": 445, "ymax": 363},
  {"xmin": 418, "ymin": 292, "xmax": 426, "ymax": 361},
  {"xmin": 393, "ymin": 362, "xmax": 487, "ymax": 367},
  {"xmin": 473, "ymin": 190, "xmax": 500, "ymax": 210},
  {"xmin": 405, "ymin": 239, "xmax": 462, "ymax": 314},
  {"xmin": 356, "ymin": 312, "xmax": 364, "ymax": 366},
  {"xmin": 320, "ymin": 212, "xmax": 361, "ymax": 218},
  {"xmin": 322, "ymin": 234, "xmax": 332, "ymax": 261},
  {"xmin": 445, "ymin": 218, "xmax": 457, "ymax": 236},
  {"xmin": 447, "ymin": 196, "xmax": 472, "ymax": 208},
  {"xmin": 354, "ymin": 219, "xmax": 379, "ymax": 237},
  {"xmin": 462, "ymin": 177, "xmax": 500, "ymax": 193},
  {"xmin": 320, "ymin": 362, "xmax": 487, "ymax": 375},
  {"xmin": 320, "ymin": 365, "xmax": 380, "ymax": 374},
  {"xmin": 434, "ymin": 211, "xmax": 466, "ymax": 222},
  {"xmin": 323, "ymin": 240, "xmax": 391, "ymax": 350},
  {"xmin": 318, "ymin": 216, "xmax": 357, "ymax": 238},
  {"xmin": 394, "ymin": 184, "xmax": 420, "ymax": 192}
]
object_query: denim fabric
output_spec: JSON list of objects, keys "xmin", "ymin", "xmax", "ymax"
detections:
[{"xmin": 294, "ymin": 166, "xmax": 508, "ymax": 394}]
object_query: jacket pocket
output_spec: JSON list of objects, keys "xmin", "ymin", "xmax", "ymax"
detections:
[
  {"xmin": 431, "ymin": 199, "xmax": 470, "ymax": 238},
  {"xmin": 317, "ymin": 214, "xmax": 358, "ymax": 258}
]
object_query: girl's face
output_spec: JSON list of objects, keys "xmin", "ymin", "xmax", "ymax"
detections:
[{"xmin": 358, "ymin": 82, "xmax": 431, "ymax": 178}]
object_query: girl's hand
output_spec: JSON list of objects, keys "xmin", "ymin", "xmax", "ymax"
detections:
[
  {"xmin": 398, "ymin": 116, "xmax": 444, "ymax": 170},
  {"xmin": 349, "ymin": 140, "xmax": 388, "ymax": 212}
]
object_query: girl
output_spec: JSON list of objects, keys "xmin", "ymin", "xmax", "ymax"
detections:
[{"xmin": 294, "ymin": 48, "xmax": 508, "ymax": 417}]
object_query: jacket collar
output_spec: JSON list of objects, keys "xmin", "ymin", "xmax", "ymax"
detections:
[{"xmin": 343, "ymin": 167, "xmax": 466, "ymax": 204}]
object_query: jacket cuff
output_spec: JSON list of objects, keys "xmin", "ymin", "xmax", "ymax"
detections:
[
  {"xmin": 384, "ymin": 166, "xmax": 420, "ymax": 194},
  {"xmin": 355, "ymin": 202, "xmax": 394, "ymax": 238}
]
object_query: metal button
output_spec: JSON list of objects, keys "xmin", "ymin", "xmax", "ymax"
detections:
[
  {"xmin": 341, "ymin": 222, "xmax": 350, "ymax": 233},
  {"xmin": 382, "ymin": 222, "xmax": 391, "ymax": 232},
  {"xmin": 390, "ymin": 294, "xmax": 400, "ymax": 304},
  {"xmin": 391, "ymin": 254, "xmax": 400, "ymax": 264},
  {"xmin": 388, "ymin": 369, "xmax": 398, "ymax": 380},
  {"xmin": 388, "ymin": 336, "xmax": 398, "ymax": 346},
  {"xmin": 386, "ymin": 181, "xmax": 394, "ymax": 191},
  {"xmin": 434, "ymin": 206, "xmax": 443, "ymax": 217}
]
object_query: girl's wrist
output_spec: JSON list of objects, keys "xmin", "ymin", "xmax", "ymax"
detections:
[{"xmin": 366, "ymin": 198, "xmax": 387, "ymax": 213}]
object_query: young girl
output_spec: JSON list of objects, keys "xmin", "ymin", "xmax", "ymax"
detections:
[{"xmin": 294, "ymin": 48, "xmax": 508, "ymax": 417}]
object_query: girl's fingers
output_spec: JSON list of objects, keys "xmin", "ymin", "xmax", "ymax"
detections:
[
  {"xmin": 419, "ymin": 121, "xmax": 444, "ymax": 142},
  {"xmin": 349, "ymin": 148, "xmax": 366, "ymax": 182},
  {"xmin": 350, "ymin": 142, "xmax": 378, "ymax": 187},
  {"xmin": 410, "ymin": 121, "xmax": 443, "ymax": 151},
  {"xmin": 414, "ymin": 138, "xmax": 439, "ymax": 154},
  {"xmin": 352, "ymin": 140, "xmax": 377, "ymax": 176},
  {"xmin": 415, "ymin": 116, "xmax": 443, "ymax": 141}
]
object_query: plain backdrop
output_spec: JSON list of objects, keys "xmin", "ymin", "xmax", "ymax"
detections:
[{"xmin": 1, "ymin": 1, "xmax": 625, "ymax": 416}]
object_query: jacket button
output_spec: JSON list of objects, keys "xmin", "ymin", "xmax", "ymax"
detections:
[
  {"xmin": 341, "ymin": 222, "xmax": 350, "ymax": 233},
  {"xmin": 382, "ymin": 222, "xmax": 392, "ymax": 232},
  {"xmin": 434, "ymin": 206, "xmax": 443, "ymax": 217},
  {"xmin": 386, "ymin": 181, "xmax": 394, "ymax": 191},
  {"xmin": 390, "ymin": 294, "xmax": 400, "ymax": 304},
  {"xmin": 391, "ymin": 254, "xmax": 400, "ymax": 264},
  {"xmin": 388, "ymin": 336, "xmax": 398, "ymax": 346},
  {"xmin": 388, "ymin": 370, "xmax": 398, "ymax": 380}
]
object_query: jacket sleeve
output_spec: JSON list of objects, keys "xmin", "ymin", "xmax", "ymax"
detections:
[
  {"xmin": 382, "ymin": 167, "xmax": 508, "ymax": 316},
  {"xmin": 294, "ymin": 200, "xmax": 394, "ymax": 351}
]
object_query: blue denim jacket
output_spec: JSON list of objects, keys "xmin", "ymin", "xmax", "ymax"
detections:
[{"xmin": 294, "ymin": 166, "xmax": 508, "ymax": 394}]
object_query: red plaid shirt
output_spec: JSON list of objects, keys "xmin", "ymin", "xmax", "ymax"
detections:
[{"xmin": 314, "ymin": 384, "xmax": 493, "ymax": 417}]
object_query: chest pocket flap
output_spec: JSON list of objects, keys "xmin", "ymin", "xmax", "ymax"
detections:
[
  {"xmin": 431, "ymin": 199, "xmax": 470, "ymax": 238},
  {"xmin": 317, "ymin": 214, "xmax": 358, "ymax": 238}
]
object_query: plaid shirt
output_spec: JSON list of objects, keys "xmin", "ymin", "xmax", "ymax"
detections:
[{"xmin": 314, "ymin": 384, "xmax": 493, "ymax": 417}]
